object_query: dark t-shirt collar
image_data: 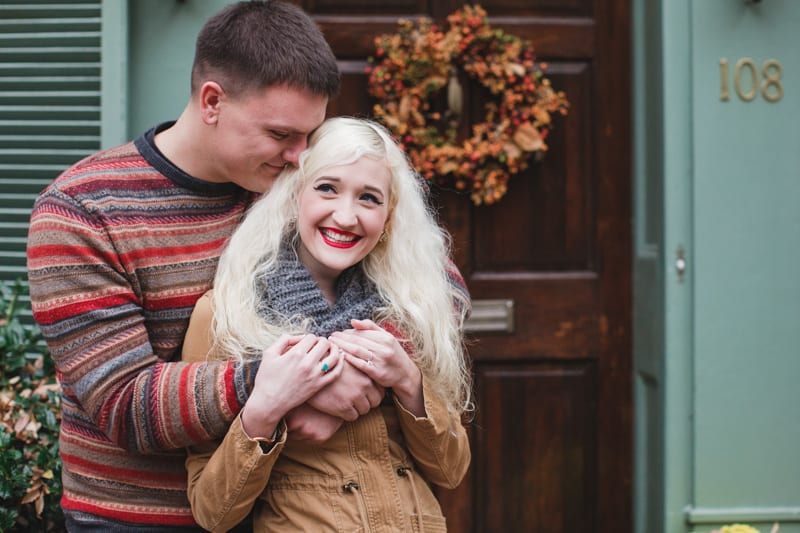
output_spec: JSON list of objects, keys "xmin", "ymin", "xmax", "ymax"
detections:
[{"xmin": 134, "ymin": 121, "xmax": 244, "ymax": 196}]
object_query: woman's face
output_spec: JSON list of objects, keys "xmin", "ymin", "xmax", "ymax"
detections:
[{"xmin": 296, "ymin": 156, "xmax": 391, "ymax": 285}]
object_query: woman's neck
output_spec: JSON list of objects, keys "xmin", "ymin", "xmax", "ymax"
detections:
[
  {"xmin": 316, "ymin": 278, "xmax": 337, "ymax": 306},
  {"xmin": 296, "ymin": 242, "xmax": 341, "ymax": 306}
]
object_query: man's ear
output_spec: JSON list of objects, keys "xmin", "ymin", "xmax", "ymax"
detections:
[{"xmin": 198, "ymin": 81, "xmax": 225, "ymax": 125}]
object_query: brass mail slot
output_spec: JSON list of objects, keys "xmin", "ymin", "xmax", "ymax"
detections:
[{"xmin": 464, "ymin": 299, "xmax": 514, "ymax": 334}]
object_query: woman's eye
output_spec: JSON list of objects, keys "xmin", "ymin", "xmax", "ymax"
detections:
[
  {"xmin": 314, "ymin": 183, "xmax": 336, "ymax": 194},
  {"xmin": 360, "ymin": 193, "xmax": 383, "ymax": 205}
]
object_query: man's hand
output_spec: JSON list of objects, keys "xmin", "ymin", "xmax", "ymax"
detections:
[
  {"xmin": 284, "ymin": 405, "xmax": 343, "ymax": 443},
  {"xmin": 307, "ymin": 360, "xmax": 384, "ymax": 421}
]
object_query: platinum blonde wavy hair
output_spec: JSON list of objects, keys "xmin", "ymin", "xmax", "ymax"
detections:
[{"xmin": 211, "ymin": 116, "xmax": 472, "ymax": 415}]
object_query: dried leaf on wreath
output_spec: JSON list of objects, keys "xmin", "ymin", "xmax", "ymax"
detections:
[
  {"xmin": 533, "ymin": 106, "xmax": 552, "ymax": 125},
  {"xmin": 399, "ymin": 95, "xmax": 412, "ymax": 122},
  {"xmin": 506, "ymin": 63, "xmax": 526, "ymax": 77},
  {"xmin": 503, "ymin": 142, "xmax": 522, "ymax": 161},
  {"xmin": 513, "ymin": 123, "xmax": 544, "ymax": 152},
  {"xmin": 439, "ymin": 160, "xmax": 460, "ymax": 174},
  {"xmin": 423, "ymin": 75, "xmax": 447, "ymax": 91}
]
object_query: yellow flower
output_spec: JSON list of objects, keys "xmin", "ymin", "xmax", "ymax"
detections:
[
  {"xmin": 727, "ymin": 526, "xmax": 760, "ymax": 533},
  {"xmin": 713, "ymin": 525, "xmax": 762, "ymax": 533}
]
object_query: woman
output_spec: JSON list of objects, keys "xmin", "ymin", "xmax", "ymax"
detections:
[{"xmin": 182, "ymin": 117, "xmax": 472, "ymax": 532}]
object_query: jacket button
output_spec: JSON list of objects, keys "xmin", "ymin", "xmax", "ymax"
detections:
[
  {"xmin": 342, "ymin": 481, "xmax": 360, "ymax": 492},
  {"xmin": 396, "ymin": 466, "xmax": 411, "ymax": 477}
]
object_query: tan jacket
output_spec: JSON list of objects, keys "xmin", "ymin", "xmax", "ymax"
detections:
[{"xmin": 182, "ymin": 292, "xmax": 471, "ymax": 532}]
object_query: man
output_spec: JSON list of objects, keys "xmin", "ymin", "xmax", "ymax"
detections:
[{"xmin": 26, "ymin": 2, "xmax": 384, "ymax": 530}]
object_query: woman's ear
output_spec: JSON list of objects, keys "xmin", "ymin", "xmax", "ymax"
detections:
[{"xmin": 379, "ymin": 218, "xmax": 391, "ymax": 243}]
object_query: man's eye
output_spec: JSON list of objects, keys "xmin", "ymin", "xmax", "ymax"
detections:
[{"xmin": 271, "ymin": 131, "xmax": 289, "ymax": 140}]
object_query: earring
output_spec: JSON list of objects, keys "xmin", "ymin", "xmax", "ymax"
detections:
[{"xmin": 379, "ymin": 231, "xmax": 387, "ymax": 243}]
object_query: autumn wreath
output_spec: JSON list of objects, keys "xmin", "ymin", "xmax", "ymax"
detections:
[{"xmin": 367, "ymin": 5, "xmax": 569, "ymax": 205}]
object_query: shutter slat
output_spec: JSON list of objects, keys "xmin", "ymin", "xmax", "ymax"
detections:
[
  {"xmin": 0, "ymin": 90, "xmax": 100, "ymax": 105},
  {"xmin": 0, "ymin": 135, "xmax": 100, "ymax": 148},
  {"xmin": 0, "ymin": 20, "xmax": 101, "ymax": 33},
  {"xmin": 0, "ymin": 105, "xmax": 101, "ymax": 119}
]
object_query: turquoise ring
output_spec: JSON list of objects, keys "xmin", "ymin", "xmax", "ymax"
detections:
[{"xmin": 321, "ymin": 362, "xmax": 330, "ymax": 373}]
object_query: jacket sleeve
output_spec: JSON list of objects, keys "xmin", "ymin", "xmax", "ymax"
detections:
[
  {"xmin": 185, "ymin": 415, "xmax": 287, "ymax": 533},
  {"xmin": 26, "ymin": 191, "xmax": 257, "ymax": 453},
  {"xmin": 393, "ymin": 378, "xmax": 471, "ymax": 489}
]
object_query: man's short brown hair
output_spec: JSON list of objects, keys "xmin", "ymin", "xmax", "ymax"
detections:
[{"xmin": 191, "ymin": 0, "xmax": 340, "ymax": 98}]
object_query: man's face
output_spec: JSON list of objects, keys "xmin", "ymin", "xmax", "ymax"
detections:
[{"xmin": 211, "ymin": 84, "xmax": 328, "ymax": 193}]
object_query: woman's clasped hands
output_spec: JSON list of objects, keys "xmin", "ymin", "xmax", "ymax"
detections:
[{"xmin": 329, "ymin": 319, "xmax": 425, "ymax": 417}]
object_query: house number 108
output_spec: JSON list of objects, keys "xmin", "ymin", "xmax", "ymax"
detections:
[{"xmin": 719, "ymin": 58, "xmax": 783, "ymax": 102}]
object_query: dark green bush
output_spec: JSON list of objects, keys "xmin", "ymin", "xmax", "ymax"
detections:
[{"xmin": 0, "ymin": 280, "xmax": 63, "ymax": 532}]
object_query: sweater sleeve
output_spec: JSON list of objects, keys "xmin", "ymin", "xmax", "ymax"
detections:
[
  {"xmin": 26, "ymin": 189, "xmax": 258, "ymax": 453},
  {"xmin": 393, "ymin": 379, "xmax": 471, "ymax": 489},
  {"xmin": 445, "ymin": 257, "xmax": 471, "ymax": 319}
]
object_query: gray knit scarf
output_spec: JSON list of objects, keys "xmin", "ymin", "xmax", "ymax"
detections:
[{"xmin": 255, "ymin": 241, "xmax": 386, "ymax": 337}]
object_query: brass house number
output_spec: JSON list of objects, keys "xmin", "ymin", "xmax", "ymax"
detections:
[{"xmin": 719, "ymin": 58, "xmax": 783, "ymax": 102}]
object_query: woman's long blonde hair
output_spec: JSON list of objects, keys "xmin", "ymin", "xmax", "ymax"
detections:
[{"xmin": 211, "ymin": 117, "xmax": 472, "ymax": 415}]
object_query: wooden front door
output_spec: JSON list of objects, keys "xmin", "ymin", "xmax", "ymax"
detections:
[{"xmin": 309, "ymin": 1, "xmax": 632, "ymax": 531}]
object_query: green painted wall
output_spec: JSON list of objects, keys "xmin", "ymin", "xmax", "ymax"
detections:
[
  {"xmin": 126, "ymin": 0, "xmax": 227, "ymax": 140},
  {"xmin": 635, "ymin": 1, "xmax": 800, "ymax": 532},
  {"xmin": 690, "ymin": 1, "xmax": 800, "ymax": 529}
]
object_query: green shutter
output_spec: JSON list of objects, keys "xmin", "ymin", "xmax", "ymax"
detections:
[{"xmin": 0, "ymin": 0, "xmax": 102, "ymax": 286}]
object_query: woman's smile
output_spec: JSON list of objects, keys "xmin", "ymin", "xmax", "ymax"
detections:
[{"xmin": 319, "ymin": 227, "xmax": 361, "ymax": 248}]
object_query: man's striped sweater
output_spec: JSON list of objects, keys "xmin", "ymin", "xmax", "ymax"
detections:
[{"xmin": 26, "ymin": 123, "xmax": 258, "ymax": 526}]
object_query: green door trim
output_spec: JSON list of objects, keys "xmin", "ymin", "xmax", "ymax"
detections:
[
  {"xmin": 687, "ymin": 506, "xmax": 800, "ymax": 526},
  {"xmin": 633, "ymin": 0, "xmax": 696, "ymax": 530},
  {"xmin": 101, "ymin": 0, "xmax": 127, "ymax": 148},
  {"xmin": 662, "ymin": 0, "xmax": 694, "ymax": 530}
]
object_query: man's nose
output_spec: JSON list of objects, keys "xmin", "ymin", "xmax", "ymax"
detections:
[{"xmin": 282, "ymin": 137, "xmax": 308, "ymax": 166}]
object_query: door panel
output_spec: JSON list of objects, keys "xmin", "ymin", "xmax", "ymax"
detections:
[
  {"xmin": 475, "ymin": 363, "xmax": 597, "ymax": 532},
  {"xmin": 306, "ymin": 1, "xmax": 632, "ymax": 531}
]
